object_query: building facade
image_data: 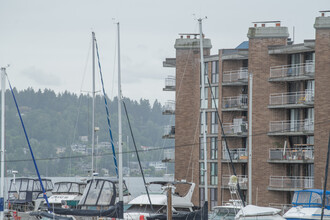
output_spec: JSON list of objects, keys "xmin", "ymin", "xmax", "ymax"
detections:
[{"xmin": 163, "ymin": 12, "xmax": 330, "ymax": 209}]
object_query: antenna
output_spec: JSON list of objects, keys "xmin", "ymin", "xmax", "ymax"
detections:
[{"xmin": 293, "ymin": 26, "xmax": 295, "ymax": 43}]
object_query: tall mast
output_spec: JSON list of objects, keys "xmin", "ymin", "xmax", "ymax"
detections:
[
  {"xmin": 248, "ymin": 73, "xmax": 253, "ymax": 204},
  {"xmin": 92, "ymin": 32, "xmax": 96, "ymax": 175},
  {"xmin": 0, "ymin": 67, "xmax": 6, "ymax": 220},
  {"xmin": 199, "ymin": 18, "xmax": 208, "ymax": 205},
  {"xmin": 117, "ymin": 22, "xmax": 124, "ymax": 219}
]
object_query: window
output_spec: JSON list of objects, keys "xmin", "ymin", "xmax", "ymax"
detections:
[
  {"xmin": 211, "ymin": 112, "xmax": 218, "ymax": 134},
  {"xmin": 199, "ymin": 188, "xmax": 205, "ymax": 207},
  {"xmin": 200, "ymin": 163, "xmax": 205, "ymax": 185},
  {"xmin": 211, "ymin": 137, "xmax": 218, "ymax": 160},
  {"xmin": 211, "ymin": 86, "xmax": 219, "ymax": 108},
  {"xmin": 210, "ymin": 188, "xmax": 218, "ymax": 209},
  {"xmin": 200, "ymin": 138, "xmax": 204, "ymax": 160},
  {"xmin": 200, "ymin": 87, "xmax": 208, "ymax": 109},
  {"xmin": 210, "ymin": 163, "xmax": 218, "ymax": 185},
  {"xmin": 200, "ymin": 112, "xmax": 208, "ymax": 134},
  {"xmin": 211, "ymin": 61, "xmax": 219, "ymax": 84},
  {"xmin": 200, "ymin": 62, "xmax": 208, "ymax": 85}
]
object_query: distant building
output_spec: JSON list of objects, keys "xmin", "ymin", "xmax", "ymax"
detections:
[{"xmin": 163, "ymin": 12, "xmax": 330, "ymax": 209}]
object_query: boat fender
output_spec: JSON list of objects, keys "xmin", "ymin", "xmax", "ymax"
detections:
[{"xmin": 140, "ymin": 215, "xmax": 145, "ymax": 220}]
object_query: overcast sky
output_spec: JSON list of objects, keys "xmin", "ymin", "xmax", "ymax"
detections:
[{"xmin": 0, "ymin": 0, "xmax": 328, "ymax": 104}]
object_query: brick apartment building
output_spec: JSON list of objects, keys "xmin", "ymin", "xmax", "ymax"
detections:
[{"xmin": 162, "ymin": 12, "xmax": 330, "ymax": 208}]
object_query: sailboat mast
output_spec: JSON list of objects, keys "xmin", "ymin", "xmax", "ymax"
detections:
[
  {"xmin": 248, "ymin": 73, "xmax": 253, "ymax": 204},
  {"xmin": 0, "ymin": 67, "xmax": 6, "ymax": 220},
  {"xmin": 117, "ymin": 22, "xmax": 124, "ymax": 219},
  {"xmin": 92, "ymin": 32, "xmax": 96, "ymax": 175},
  {"xmin": 199, "ymin": 18, "xmax": 208, "ymax": 204}
]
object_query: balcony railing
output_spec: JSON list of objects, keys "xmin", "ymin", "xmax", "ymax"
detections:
[
  {"xmin": 222, "ymin": 175, "xmax": 248, "ymax": 189},
  {"xmin": 222, "ymin": 68, "xmax": 248, "ymax": 83},
  {"xmin": 269, "ymin": 90, "xmax": 314, "ymax": 106},
  {"xmin": 222, "ymin": 148, "xmax": 247, "ymax": 160},
  {"xmin": 222, "ymin": 95, "xmax": 248, "ymax": 109},
  {"xmin": 163, "ymin": 100, "xmax": 175, "ymax": 115},
  {"xmin": 163, "ymin": 125, "xmax": 175, "ymax": 138},
  {"xmin": 269, "ymin": 119, "xmax": 314, "ymax": 134},
  {"xmin": 269, "ymin": 176, "xmax": 314, "ymax": 189},
  {"xmin": 163, "ymin": 76, "xmax": 175, "ymax": 91},
  {"xmin": 269, "ymin": 61, "xmax": 315, "ymax": 79},
  {"xmin": 269, "ymin": 147, "xmax": 314, "ymax": 161},
  {"xmin": 223, "ymin": 122, "xmax": 248, "ymax": 136}
]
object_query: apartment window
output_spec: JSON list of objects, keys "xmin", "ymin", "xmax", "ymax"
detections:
[
  {"xmin": 200, "ymin": 62, "xmax": 208, "ymax": 85},
  {"xmin": 200, "ymin": 163, "xmax": 205, "ymax": 185},
  {"xmin": 211, "ymin": 61, "xmax": 219, "ymax": 84},
  {"xmin": 199, "ymin": 188, "xmax": 205, "ymax": 207},
  {"xmin": 200, "ymin": 87, "xmax": 208, "ymax": 109},
  {"xmin": 210, "ymin": 188, "xmax": 218, "ymax": 209},
  {"xmin": 210, "ymin": 162, "xmax": 218, "ymax": 185},
  {"xmin": 200, "ymin": 112, "xmax": 208, "ymax": 134},
  {"xmin": 200, "ymin": 138, "xmax": 204, "ymax": 160},
  {"xmin": 211, "ymin": 86, "xmax": 219, "ymax": 108},
  {"xmin": 211, "ymin": 137, "xmax": 218, "ymax": 160},
  {"xmin": 211, "ymin": 112, "xmax": 218, "ymax": 134}
]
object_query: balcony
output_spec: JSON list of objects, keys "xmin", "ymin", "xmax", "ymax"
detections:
[
  {"xmin": 269, "ymin": 90, "xmax": 314, "ymax": 108},
  {"xmin": 222, "ymin": 68, "xmax": 248, "ymax": 86},
  {"xmin": 162, "ymin": 125, "xmax": 175, "ymax": 139},
  {"xmin": 222, "ymin": 95, "xmax": 248, "ymax": 111},
  {"xmin": 268, "ymin": 119, "xmax": 314, "ymax": 136},
  {"xmin": 223, "ymin": 120, "xmax": 248, "ymax": 137},
  {"xmin": 163, "ymin": 76, "xmax": 175, "ymax": 91},
  {"xmin": 163, "ymin": 100, "xmax": 175, "ymax": 115},
  {"xmin": 269, "ymin": 61, "xmax": 315, "ymax": 82},
  {"xmin": 222, "ymin": 148, "xmax": 247, "ymax": 163},
  {"xmin": 268, "ymin": 147, "xmax": 314, "ymax": 163},
  {"xmin": 268, "ymin": 176, "xmax": 314, "ymax": 191},
  {"xmin": 221, "ymin": 175, "xmax": 248, "ymax": 190}
]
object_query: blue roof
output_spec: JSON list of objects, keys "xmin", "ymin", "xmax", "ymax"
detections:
[{"xmin": 235, "ymin": 41, "xmax": 249, "ymax": 49}]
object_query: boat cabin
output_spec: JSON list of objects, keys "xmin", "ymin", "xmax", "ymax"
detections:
[
  {"xmin": 291, "ymin": 189, "xmax": 330, "ymax": 208},
  {"xmin": 8, "ymin": 178, "xmax": 53, "ymax": 212},
  {"xmin": 78, "ymin": 178, "xmax": 130, "ymax": 210},
  {"xmin": 52, "ymin": 181, "xmax": 86, "ymax": 195}
]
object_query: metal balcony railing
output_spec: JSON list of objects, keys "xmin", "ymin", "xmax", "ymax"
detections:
[
  {"xmin": 223, "ymin": 122, "xmax": 248, "ymax": 135},
  {"xmin": 223, "ymin": 148, "xmax": 247, "ymax": 160},
  {"xmin": 222, "ymin": 68, "xmax": 248, "ymax": 83},
  {"xmin": 269, "ymin": 176, "xmax": 314, "ymax": 189},
  {"xmin": 163, "ymin": 100, "xmax": 175, "ymax": 114},
  {"xmin": 222, "ymin": 175, "xmax": 248, "ymax": 189},
  {"xmin": 269, "ymin": 119, "xmax": 314, "ymax": 133},
  {"xmin": 269, "ymin": 147, "xmax": 314, "ymax": 161},
  {"xmin": 223, "ymin": 95, "xmax": 248, "ymax": 109},
  {"xmin": 270, "ymin": 61, "xmax": 315, "ymax": 79},
  {"xmin": 164, "ymin": 76, "xmax": 175, "ymax": 90},
  {"xmin": 269, "ymin": 90, "xmax": 314, "ymax": 106}
]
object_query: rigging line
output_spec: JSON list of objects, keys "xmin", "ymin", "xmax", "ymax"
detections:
[
  {"xmin": 163, "ymin": 21, "xmax": 199, "ymax": 175},
  {"xmin": 5, "ymin": 73, "xmax": 51, "ymax": 209},
  {"xmin": 207, "ymin": 76, "xmax": 245, "ymax": 207},
  {"xmin": 185, "ymin": 110, "xmax": 201, "ymax": 181},
  {"xmin": 94, "ymin": 36, "xmax": 119, "ymax": 177},
  {"xmin": 71, "ymin": 40, "xmax": 92, "ymax": 148},
  {"xmin": 122, "ymin": 100, "xmax": 154, "ymax": 212}
]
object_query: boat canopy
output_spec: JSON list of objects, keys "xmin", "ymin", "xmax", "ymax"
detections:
[
  {"xmin": 8, "ymin": 178, "xmax": 53, "ymax": 204},
  {"xmin": 52, "ymin": 182, "xmax": 86, "ymax": 195},
  {"xmin": 292, "ymin": 189, "xmax": 330, "ymax": 208}
]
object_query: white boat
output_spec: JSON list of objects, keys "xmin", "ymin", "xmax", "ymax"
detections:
[
  {"xmin": 235, "ymin": 205, "xmax": 285, "ymax": 220},
  {"xmin": 283, "ymin": 189, "xmax": 330, "ymax": 220},
  {"xmin": 48, "ymin": 181, "xmax": 87, "ymax": 209},
  {"xmin": 124, "ymin": 181, "xmax": 195, "ymax": 219}
]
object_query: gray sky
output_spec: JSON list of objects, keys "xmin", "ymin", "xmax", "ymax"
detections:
[{"xmin": 0, "ymin": 0, "xmax": 328, "ymax": 104}]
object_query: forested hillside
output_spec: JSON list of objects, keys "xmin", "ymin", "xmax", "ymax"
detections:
[{"xmin": 3, "ymin": 88, "xmax": 174, "ymax": 177}]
